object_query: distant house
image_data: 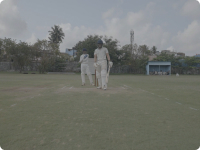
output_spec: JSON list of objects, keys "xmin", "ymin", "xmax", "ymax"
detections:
[
  {"xmin": 155, "ymin": 51, "xmax": 161, "ymax": 55},
  {"xmin": 148, "ymin": 55, "xmax": 157, "ymax": 61},
  {"xmin": 65, "ymin": 48, "xmax": 77, "ymax": 57},
  {"xmin": 195, "ymin": 54, "xmax": 200, "ymax": 58},
  {"xmin": 146, "ymin": 61, "xmax": 171, "ymax": 75},
  {"xmin": 176, "ymin": 52, "xmax": 185, "ymax": 57},
  {"xmin": 161, "ymin": 50, "xmax": 176, "ymax": 55}
]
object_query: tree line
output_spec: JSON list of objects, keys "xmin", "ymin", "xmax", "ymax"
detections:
[
  {"xmin": 1, "ymin": 25, "xmax": 199, "ymax": 74},
  {"xmin": 74, "ymin": 35, "xmax": 158, "ymax": 73},
  {"xmin": 153, "ymin": 52, "xmax": 200, "ymax": 74},
  {"xmin": 0, "ymin": 25, "xmax": 67, "ymax": 73},
  {"xmin": 0, "ymin": 38, "xmax": 70, "ymax": 73},
  {"xmin": 74, "ymin": 35, "xmax": 200, "ymax": 74}
]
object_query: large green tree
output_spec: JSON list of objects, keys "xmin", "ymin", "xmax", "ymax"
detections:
[
  {"xmin": 48, "ymin": 25, "xmax": 65, "ymax": 45},
  {"xmin": 73, "ymin": 35, "xmax": 122, "ymax": 64},
  {"xmin": 184, "ymin": 56, "xmax": 200, "ymax": 67},
  {"xmin": 150, "ymin": 46, "xmax": 157, "ymax": 54},
  {"xmin": 153, "ymin": 52, "xmax": 181, "ymax": 67},
  {"xmin": 6, "ymin": 41, "xmax": 32, "ymax": 73},
  {"xmin": 0, "ymin": 38, "xmax": 4, "ymax": 61},
  {"xmin": 32, "ymin": 39, "xmax": 61, "ymax": 73},
  {"xmin": 137, "ymin": 45, "xmax": 151, "ymax": 56},
  {"xmin": 0, "ymin": 38, "xmax": 17, "ymax": 62},
  {"xmin": 73, "ymin": 35, "xmax": 100, "ymax": 60},
  {"xmin": 120, "ymin": 44, "xmax": 132, "ymax": 65},
  {"xmin": 119, "ymin": 43, "xmax": 149, "ymax": 73}
]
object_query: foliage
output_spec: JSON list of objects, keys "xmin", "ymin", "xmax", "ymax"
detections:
[
  {"xmin": 184, "ymin": 56, "xmax": 200, "ymax": 67},
  {"xmin": 120, "ymin": 43, "xmax": 149, "ymax": 70},
  {"xmin": 150, "ymin": 46, "xmax": 157, "ymax": 54},
  {"xmin": 48, "ymin": 25, "xmax": 65, "ymax": 45},
  {"xmin": 0, "ymin": 38, "xmax": 17, "ymax": 62},
  {"xmin": 154, "ymin": 52, "xmax": 200, "ymax": 74},
  {"xmin": 153, "ymin": 52, "xmax": 181, "ymax": 67},
  {"xmin": 0, "ymin": 38, "xmax": 66, "ymax": 73},
  {"xmin": 73, "ymin": 35, "xmax": 122, "ymax": 64},
  {"xmin": 0, "ymin": 39, "xmax": 3, "ymax": 61},
  {"xmin": 32, "ymin": 40, "xmax": 61, "ymax": 73},
  {"xmin": 120, "ymin": 44, "xmax": 132, "ymax": 65},
  {"xmin": 4, "ymin": 40, "xmax": 32, "ymax": 73},
  {"xmin": 73, "ymin": 35, "xmax": 100, "ymax": 61},
  {"xmin": 137, "ymin": 45, "xmax": 151, "ymax": 56},
  {"xmin": 103, "ymin": 36, "xmax": 122, "ymax": 65}
]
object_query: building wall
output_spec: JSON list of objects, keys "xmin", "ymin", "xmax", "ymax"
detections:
[
  {"xmin": 65, "ymin": 49, "xmax": 77, "ymax": 57},
  {"xmin": 195, "ymin": 54, "xmax": 200, "ymax": 58},
  {"xmin": 146, "ymin": 62, "xmax": 171, "ymax": 75},
  {"xmin": 177, "ymin": 53, "xmax": 185, "ymax": 57},
  {"xmin": 148, "ymin": 55, "xmax": 157, "ymax": 61},
  {"xmin": 161, "ymin": 50, "xmax": 176, "ymax": 55}
]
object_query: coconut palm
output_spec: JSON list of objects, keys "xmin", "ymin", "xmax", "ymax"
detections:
[{"xmin": 48, "ymin": 25, "xmax": 65, "ymax": 45}]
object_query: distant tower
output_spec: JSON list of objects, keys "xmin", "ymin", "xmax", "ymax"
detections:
[{"xmin": 130, "ymin": 30, "xmax": 134, "ymax": 54}]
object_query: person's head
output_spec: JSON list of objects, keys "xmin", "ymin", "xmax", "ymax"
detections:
[
  {"xmin": 97, "ymin": 39, "xmax": 103, "ymax": 49},
  {"xmin": 82, "ymin": 48, "xmax": 87, "ymax": 54}
]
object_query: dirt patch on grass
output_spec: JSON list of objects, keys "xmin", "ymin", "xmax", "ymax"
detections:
[
  {"xmin": 55, "ymin": 86, "xmax": 142, "ymax": 95},
  {"xmin": 0, "ymin": 86, "xmax": 47, "ymax": 92}
]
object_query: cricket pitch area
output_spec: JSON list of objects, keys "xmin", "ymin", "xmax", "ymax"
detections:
[{"xmin": 0, "ymin": 73, "xmax": 200, "ymax": 150}]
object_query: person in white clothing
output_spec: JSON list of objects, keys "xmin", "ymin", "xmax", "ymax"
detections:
[
  {"xmin": 79, "ymin": 48, "xmax": 94, "ymax": 86},
  {"xmin": 94, "ymin": 39, "xmax": 113, "ymax": 90}
]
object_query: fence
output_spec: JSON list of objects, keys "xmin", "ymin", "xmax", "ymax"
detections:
[
  {"xmin": 1, "ymin": 61, "xmax": 200, "ymax": 75},
  {"xmin": 171, "ymin": 67, "xmax": 200, "ymax": 75},
  {"xmin": 0, "ymin": 62, "xmax": 13, "ymax": 71},
  {"xmin": 110, "ymin": 65, "xmax": 146, "ymax": 74}
]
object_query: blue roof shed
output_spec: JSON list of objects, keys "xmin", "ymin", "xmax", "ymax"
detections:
[{"xmin": 146, "ymin": 61, "xmax": 171, "ymax": 75}]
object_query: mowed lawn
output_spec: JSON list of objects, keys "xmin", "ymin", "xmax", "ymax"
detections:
[{"xmin": 0, "ymin": 73, "xmax": 200, "ymax": 150}]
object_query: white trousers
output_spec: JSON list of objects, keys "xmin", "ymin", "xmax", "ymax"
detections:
[
  {"xmin": 81, "ymin": 64, "xmax": 93, "ymax": 84},
  {"xmin": 96, "ymin": 60, "xmax": 107, "ymax": 88}
]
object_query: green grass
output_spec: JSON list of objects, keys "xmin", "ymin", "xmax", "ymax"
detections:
[{"xmin": 0, "ymin": 73, "xmax": 200, "ymax": 150}]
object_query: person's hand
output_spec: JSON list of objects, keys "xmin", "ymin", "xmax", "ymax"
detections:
[
  {"xmin": 109, "ymin": 61, "xmax": 113, "ymax": 67},
  {"xmin": 94, "ymin": 62, "xmax": 97, "ymax": 68}
]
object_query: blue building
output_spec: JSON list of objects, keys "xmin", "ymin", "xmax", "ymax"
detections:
[
  {"xmin": 65, "ymin": 48, "xmax": 77, "ymax": 57},
  {"xmin": 146, "ymin": 61, "xmax": 171, "ymax": 75},
  {"xmin": 195, "ymin": 54, "xmax": 200, "ymax": 58}
]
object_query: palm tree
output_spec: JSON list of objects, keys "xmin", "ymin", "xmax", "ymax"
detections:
[{"xmin": 48, "ymin": 25, "xmax": 65, "ymax": 45}]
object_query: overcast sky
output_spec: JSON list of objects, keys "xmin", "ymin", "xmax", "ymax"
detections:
[{"xmin": 0, "ymin": 0, "xmax": 200, "ymax": 56}]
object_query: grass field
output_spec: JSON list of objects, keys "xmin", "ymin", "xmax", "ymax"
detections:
[{"xmin": 0, "ymin": 73, "xmax": 200, "ymax": 150}]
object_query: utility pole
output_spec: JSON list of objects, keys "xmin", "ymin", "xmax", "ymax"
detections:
[{"xmin": 130, "ymin": 30, "xmax": 134, "ymax": 54}]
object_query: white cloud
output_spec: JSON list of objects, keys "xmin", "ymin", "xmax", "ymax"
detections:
[
  {"xmin": 26, "ymin": 33, "xmax": 37, "ymax": 44},
  {"xmin": 58, "ymin": 2, "xmax": 170, "ymax": 52},
  {"xmin": 102, "ymin": 8, "xmax": 115, "ymax": 19},
  {"xmin": 172, "ymin": 20, "xmax": 200, "ymax": 55},
  {"xmin": 40, "ymin": 1, "xmax": 199, "ymax": 56},
  {"xmin": 166, "ymin": 46, "xmax": 175, "ymax": 51},
  {"xmin": 59, "ymin": 23, "xmax": 95, "ymax": 51},
  {"xmin": 181, "ymin": 0, "xmax": 200, "ymax": 20},
  {"xmin": 0, "ymin": 0, "xmax": 27, "ymax": 38}
]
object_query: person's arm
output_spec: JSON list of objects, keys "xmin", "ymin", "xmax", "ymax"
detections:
[
  {"xmin": 106, "ymin": 53, "xmax": 110, "ymax": 62},
  {"xmin": 94, "ymin": 54, "xmax": 97, "ymax": 62},
  {"xmin": 79, "ymin": 55, "xmax": 83, "ymax": 63},
  {"xmin": 106, "ymin": 49, "xmax": 113, "ymax": 67}
]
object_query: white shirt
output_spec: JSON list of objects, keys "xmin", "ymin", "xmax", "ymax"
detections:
[
  {"xmin": 79, "ymin": 54, "xmax": 89, "ymax": 64},
  {"xmin": 94, "ymin": 47, "xmax": 109, "ymax": 61}
]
